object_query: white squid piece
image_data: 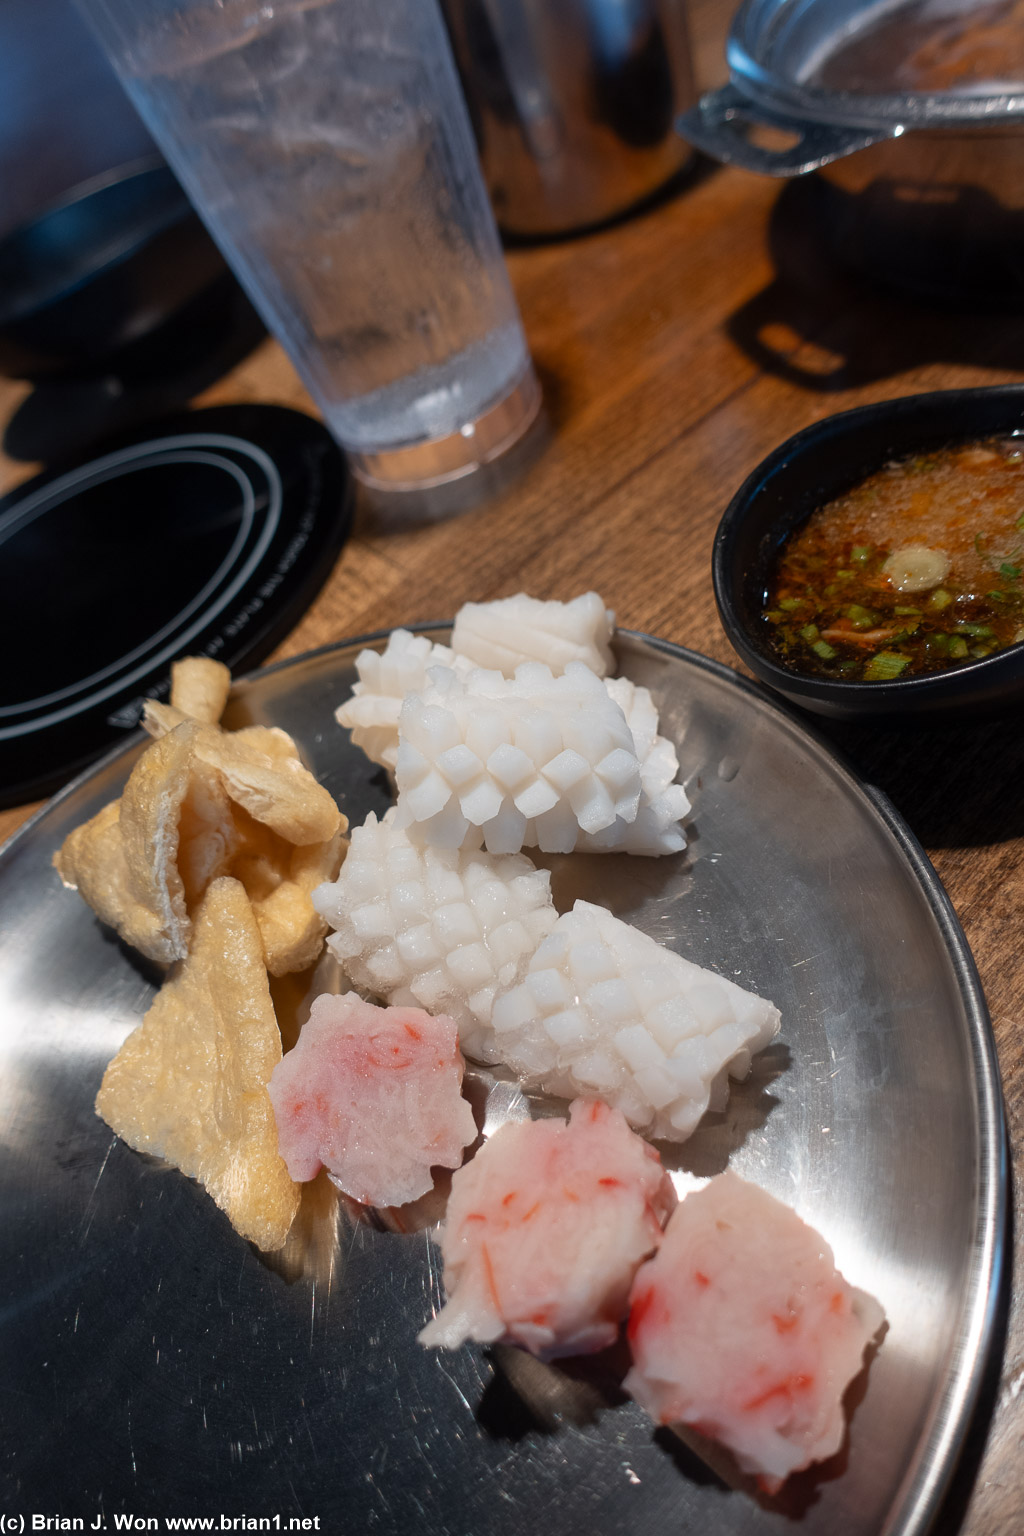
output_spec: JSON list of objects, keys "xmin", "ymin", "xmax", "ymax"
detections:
[
  {"xmin": 394, "ymin": 661, "xmax": 643, "ymax": 855},
  {"xmin": 312, "ymin": 809, "xmax": 558, "ymax": 1063},
  {"xmin": 488, "ymin": 900, "xmax": 780, "ymax": 1141},
  {"xmin": 450, "ymin": 591, "xmax": 616, "ymax": 678}
]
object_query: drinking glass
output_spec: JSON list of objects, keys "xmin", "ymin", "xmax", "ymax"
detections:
[{"xmin": 71, "ymin": 0, "xmax": 541, "ymax": 489}]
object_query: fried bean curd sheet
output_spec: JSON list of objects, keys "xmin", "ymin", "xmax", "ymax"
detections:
[
  {"xmin": 228, "ymin": 810, "xmax": 347, "ymax": 976},
  {"xmin": 143, "ymin": 700, "xmax": 339, "ymax": 846},
  {"xmin": 140, "ymin": 657, "xmax": 233, "ymax": 738},
  {"xmin": 191, "ymin": 727, "xmax": 340, "ymax": 847},
  {"xmin": 170, "ymin": 655, "xmax": 232, "ymax": 724},
  {"xmin": 145, "ymin": 699, "xmax": 301, "ymax": 768},
  {"xmin": 56, "ymin": 665, "xmax": 347, "ymax": 974},
  {"xmin": 182, "ymin": 728, "xmax": 346, "ymax": 973},
  {"xmin": 54, "ymin": 725, "xmax": 199, "ymax": 965},
  {"xmin": 96, "ymin": 876, "xmax": 301, "ymax": 1251}
]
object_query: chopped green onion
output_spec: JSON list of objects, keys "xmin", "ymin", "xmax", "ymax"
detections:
[
  {"xmin": 957, "ymin": 623, "xmax": 994, "ymax": 637},
  {"xmin": 778, "ymin": 597, "xmax": 805, "ymax": 612},
  {"xmin": 988, "ymin": 591, "xmax": 1008, "ymax": 603},
  {"xmin": 846, "ymin": 604, "xmax": 878, "ymax": 629},
  {"xmin": 864, "ymin": 651, "xmax": 910, "ymax": 681},
  {"xmin": 949, "ymin": 637, "xmax": 969, "ymax": 659},
  {"xmin": 835, "ymin": 570, "xmax": 854, "ymax": 580},
  {"xmin": 850, "ymin": 545, "xmax": 872, "ymax": 565},
  {"xmin": 1000, "ymin": 563, "xmax": 1021, "ymax": 579},
  {"xmin": 970, "ymin": 644, "xmax": 993, "ymax": 658},
  {"xmin": 800, "ymin": 624, "xmax": 820, "ymax": 642},
  {"xmin": 928, "ymin": 589, "xmax": 952, "ymax": 611},
  {"xmin": 765, "ymin": 610, "xmax": 784, "ymax": 624},
  {"xmin": 894, "ymin": 606, "xmax": 921, "ymax": 616},
  {"xmin": 811, "ymin": 640, "xmax": 836, "ymax": 661}
]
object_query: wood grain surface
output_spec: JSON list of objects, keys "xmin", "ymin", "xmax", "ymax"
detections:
[{"xmin": 2, "ymin": 5, "xmax": 1023, "ymax": 1529}]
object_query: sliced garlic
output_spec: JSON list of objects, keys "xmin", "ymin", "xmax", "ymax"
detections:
[{"xmin": 882, "ymin": 545, "xmax": 951, "ymax": 593}]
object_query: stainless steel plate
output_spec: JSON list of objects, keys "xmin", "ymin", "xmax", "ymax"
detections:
[{"xmin": 0, "ymin": 630, "xmax": 1005, "ymax": 1533}]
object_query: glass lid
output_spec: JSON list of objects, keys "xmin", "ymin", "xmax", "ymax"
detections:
[
  {"xmin": 815, "ymin": 0, "xmax": 1024, "ymax": 96},
  {"xmin": 727, "ymin": 0, "xmax": 1024, "ymax": 125}
]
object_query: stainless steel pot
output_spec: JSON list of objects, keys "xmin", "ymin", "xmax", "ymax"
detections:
[
  {"xmin": 678, "ymin": 0, "xmax": 1024, "ymax": 301},
  {"xmin": 441, "ymin": 0, "xmax": 696, "ymax": 237}
]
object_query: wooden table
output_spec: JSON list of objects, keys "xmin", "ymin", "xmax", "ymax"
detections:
[{"xmin": 3, "ymin": 22, "xmax": 1024, "ymax": 1531}]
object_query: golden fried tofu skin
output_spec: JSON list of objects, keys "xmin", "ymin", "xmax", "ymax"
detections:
[{"xmin": 95, "ymin": 876, "xmax": 301, "ymax": 1251}]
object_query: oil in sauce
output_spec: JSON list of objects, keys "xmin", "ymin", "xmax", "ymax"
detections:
[{"xmin": 763, "ymin": 436, "xmax": 1024, "ymax": 682}]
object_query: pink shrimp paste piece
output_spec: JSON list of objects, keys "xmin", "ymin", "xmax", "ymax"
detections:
[
  {"xmin": 268, "ymin": 992, "xmax": 477, "ymax": 1208},
  {"xmin": 624, "ymin": 1169, "xmax": 885, "ymax": 1493},
  {"xmin": 418, "ymin": 1097, "xmax": 677, "ymax": 1359}
]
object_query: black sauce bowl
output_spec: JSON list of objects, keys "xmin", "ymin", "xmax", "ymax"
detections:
[{"xmin": 712, "ymin": 385, "xmax": 1024, "ymax": 723}]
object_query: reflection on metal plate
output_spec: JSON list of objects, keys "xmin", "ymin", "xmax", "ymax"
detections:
[{"xmin": 0, "ymin": 630, "xmax": 1005, "ymax": 1532}]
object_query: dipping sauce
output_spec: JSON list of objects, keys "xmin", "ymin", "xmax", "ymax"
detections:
[{"xmin": 763, "ymin": 437, "xmax": 1024, "ymax": 682}]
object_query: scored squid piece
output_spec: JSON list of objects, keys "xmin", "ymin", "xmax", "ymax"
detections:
[
  {"xmin": 624, "ymin": 1170, "xmax": 885, "ymax": 1493},
  {"xmin": 333, "ymin": 627, "xmax": 689, "ymax": 859},
  {"xmin": 312, "ymin": 808, "xmax": 557, "ymax": 1062},
  {"xmin": 336, "ymin": 595, "xmax": 616, "ymax": 777},
  {"xmin": 418, "ymin": 1098, "xmax": 677, "ymax": 1358},
  {"xmin": 488, "ymin": 900, "xmax": 780, "ymax": 1141},
  {"xmin": 394, "ymin": 660, "xmax": 644, "ymax": 855},
  {"xmin": 450, "ymin": 591, "xmax": 616, "ymax": 678},
  {"xmin": 268, "ymin": 993, "xmax": 478, "ymax": 1209},
  {"xmin": 576, "ymin": 675, "xmax": 690, "ymax": 856},
  {"xmin": 335, "ymin": 629, "xmax": 472, "ymax": 771}
]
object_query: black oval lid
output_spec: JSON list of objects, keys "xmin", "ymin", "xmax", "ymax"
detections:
[{"xmin": 0, "ymin": 403, "xmax": 351, "ymax": 807}]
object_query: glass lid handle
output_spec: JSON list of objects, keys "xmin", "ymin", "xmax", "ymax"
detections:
[{"xmin": 677, "ymin": 83, "xmax": 895, "ymax": 177}]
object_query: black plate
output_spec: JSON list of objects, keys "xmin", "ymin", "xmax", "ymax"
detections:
[{"xmin": 0, "ymin": 404, "xmax": 351, "ymax": 805}]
